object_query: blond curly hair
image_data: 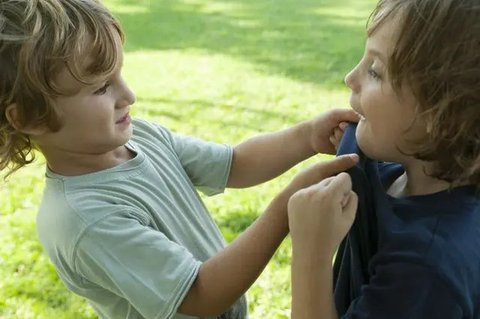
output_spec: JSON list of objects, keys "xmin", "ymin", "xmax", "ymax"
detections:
[{"xmin": 0, "ymin": 0, "xmax": 123, "ymax": 177}]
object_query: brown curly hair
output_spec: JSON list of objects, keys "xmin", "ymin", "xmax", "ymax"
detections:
[
  {"xmin": 368, "ymin": 0, "xmax": 480, "ymax": 188},
  {"xmin": 0, "ymin": 0, "xmax": 123, "ymax": 177}
]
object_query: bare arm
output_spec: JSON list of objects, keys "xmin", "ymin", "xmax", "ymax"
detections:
[
  {"xmin": 227, "ymin": 109, "xmax": 359, "ymax": 188},
  {"xmin": 288, "ymin": 172, "xmax": 358, "ymax": 319},
  {"xmin": 178, "ymin": 154, "xmax": 359, "ymax": 317},
  {"xmin": 291, "ymin": 251, "xmax": 337, "ymax": 319}
]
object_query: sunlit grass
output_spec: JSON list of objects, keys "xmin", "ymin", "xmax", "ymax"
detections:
[{"xmin": 0, "ymin": 0, "xmax": 376, "ymax": 317}]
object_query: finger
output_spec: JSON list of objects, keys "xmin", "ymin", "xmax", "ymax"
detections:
[
  {"xmin": 334, "ymin": 127, "xmax": 344, "ymax": 141},
  {"xmin": 326, "ymin": 172, "xmax": 353, "ymax": 200},
  {"xmin": 339, "ymin": 122, "xmax": 349, "ymax": 131},
  {"xmin": 295, "ymin": 154, "xmax": 359, "ymax": 190},
  {"xmin": 314, "ymin": 154, "xmax": 359, "ymax": 179},
  {"xmin": 317, "ymin": 175, "xmax": 336, "ymax": 188},
  {"xmin": 341, "ymin": 192, "xmax": 349, "ymax": 207},
  {"xmin": 329, "ymin": 134, "xmax": 339, "ymax": 148},
  {"xmin": 330, "ymin": 108, "xmax": 361, "ymax": 124}
]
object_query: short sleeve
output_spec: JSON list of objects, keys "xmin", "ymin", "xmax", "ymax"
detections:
[
  {"xmin": 73, "ymin": 212, "xmax": 202, "ymax": 319},
  {"xmin": 169, "ymin": 132, "xmax": 233, "ymax": 196},
  {"xmin": 342, "ymin": 261, "xmax": 463, "ymax": 319}
]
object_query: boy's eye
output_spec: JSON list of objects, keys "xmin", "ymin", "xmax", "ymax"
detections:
[
  {"xmin": 94, "ymin": 82, "xmax": 110, "ymax": 95},
  {"xmin": 368, "ymin": 67, "xmax": 381, "ymax": 80}
]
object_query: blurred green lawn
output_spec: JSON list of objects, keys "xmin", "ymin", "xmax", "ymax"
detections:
[{"xmin": 0, "ymin": 0, "xmax": 376, "ymax": 318}]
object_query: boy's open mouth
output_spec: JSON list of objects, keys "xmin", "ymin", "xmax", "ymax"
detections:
[{"xmin": 116, "ymin": 113, "xmax": 130, "ymax": 124}]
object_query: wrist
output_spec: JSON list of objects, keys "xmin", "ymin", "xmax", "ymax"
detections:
[
  {"xmin": 292, "ymin": 244, "xmax": 335, "ymax": 266},
  {"xmin": 293, "ymin": 119, "xmax": 316, "ymax": 158},
  {"xmin": 305, "ymin": 119, "xmax": 317, "ymax": 155},
  {"xmin": 266, "ymin": 192, "xmax": 290, "ymax": 232}
]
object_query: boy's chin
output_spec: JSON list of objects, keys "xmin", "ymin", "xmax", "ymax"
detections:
[
  {"xmin": 356, "ymin": 139, "xmax": 386, "ymax": 162},
  {"xmin": 355, "ymin": 132, "xmax": 373, "ymax": 158}
]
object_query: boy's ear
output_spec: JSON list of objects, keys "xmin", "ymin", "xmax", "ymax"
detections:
[{"xmin": 5, "ymin": 103, "xmax": 48, "ymax": 136}]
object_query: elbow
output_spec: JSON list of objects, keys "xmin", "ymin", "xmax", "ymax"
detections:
[
  {"xmin": 179, "ymin": 301, "xmax": 230, "ymax": 318},
  {"xmin": 177, "ymin": 279, "xmax": 234, "ymax": 317}
]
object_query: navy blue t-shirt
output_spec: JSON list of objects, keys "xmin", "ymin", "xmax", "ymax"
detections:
[{"xmin": 334, "ymin": 124, "xmax": 480, "ymax": 318}]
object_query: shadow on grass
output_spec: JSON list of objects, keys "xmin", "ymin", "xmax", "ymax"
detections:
[{"xmin": 113, "ymin": 0, "xmax": 373, "ymax": 88}]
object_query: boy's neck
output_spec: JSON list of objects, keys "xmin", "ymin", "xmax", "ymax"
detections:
[
  {"xmin": 387, "ymin": 161, "xmax": 451, "ymax": 198},
  {"xmin": 43, "ymin": 145, "xmax": 136, "ymax": 176}
]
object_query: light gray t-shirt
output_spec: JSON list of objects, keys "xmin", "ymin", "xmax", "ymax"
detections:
[{"xmin": 36, "ymin": 119, "xmax": 248, "ymax": 319}]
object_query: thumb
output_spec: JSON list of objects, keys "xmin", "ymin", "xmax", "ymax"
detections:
[
  {"xmin": 343, "ymin": 191, "xmax": 358, "ymax": 222},
  {"xmin": 326, "ymin": 172, "xmax": 353, "ymax": 202}
]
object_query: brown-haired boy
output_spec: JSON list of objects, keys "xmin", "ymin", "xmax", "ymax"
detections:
[{"xmin": 286, "ymin": 0, "xmax": 480, "ymax": 318}]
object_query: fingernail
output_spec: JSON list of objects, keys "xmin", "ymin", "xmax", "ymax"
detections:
[{"xmin": 339, "ymin": 122, "xmax": 348, "ymax": 130}]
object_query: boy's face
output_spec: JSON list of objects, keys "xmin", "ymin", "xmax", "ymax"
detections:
[
  {"xmin": 35, "ymin": 33, "xmax": 136, "ymax": 160},
  {"xmin": 344, "ymin": 13, "xmax": 425, "ymax": 163}
]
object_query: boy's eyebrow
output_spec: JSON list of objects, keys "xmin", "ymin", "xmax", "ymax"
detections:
[{"xmin": 366, "ymin": 48, "xmax": 387, "ymax": 63}]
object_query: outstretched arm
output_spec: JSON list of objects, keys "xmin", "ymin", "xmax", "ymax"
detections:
[
  {"xmin": 178, "ymin": 154, "xmax": 359, "ymax": 317},
  {"xmin": 227, "ymin": 109, "xmax": 359, "ymax": 188}
]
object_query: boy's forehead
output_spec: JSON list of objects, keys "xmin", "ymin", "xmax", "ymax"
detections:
[
  {"xmin": 55, "ymin": 32, "xmax": 124, "ymax": 93},
  {"xmin": 366, "ymin": 13, "xmax": 402, "ymax": 59}
]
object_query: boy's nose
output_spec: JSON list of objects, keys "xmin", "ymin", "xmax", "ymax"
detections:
[
  {"xmin": 344, "ymin": 66, "xmax": 360, "ymax": 93},
  {"xmin": 344, "ymin": 70, "xmax": 355, "ymax": 90},
  {"xmin": 124, "ymin": 86, "xmax": 136, "ymax": 106},
  {"xmin": 117, "ymin": 80, "xmax": 136, "ymax": 108}
]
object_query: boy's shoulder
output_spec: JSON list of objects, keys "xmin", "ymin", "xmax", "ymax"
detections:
[
  {"xmin": 377, "ymin": 186, "xmax": 480, "ymax": 299},
  {"xmin": 381, "ymin": 181, "xmax": 480, "ymax": 254},
  {"xmin": 130, "ymin": 118, "xmax": 191, "ymax": 158},
  {"xmin": 131, "ymin": 118, "xmax": 173, "ymax": 145}
]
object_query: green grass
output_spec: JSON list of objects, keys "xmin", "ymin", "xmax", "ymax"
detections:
[{"xmin": 0, "ymin": 0, "xmax": 376, "ymax": 317}]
